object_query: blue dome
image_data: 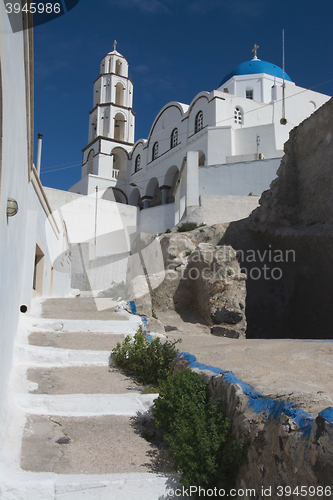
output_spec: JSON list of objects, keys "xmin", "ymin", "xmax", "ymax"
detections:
[{"xmin": 219, "ymin": 59, "xmax": 292, "ymax": 87}]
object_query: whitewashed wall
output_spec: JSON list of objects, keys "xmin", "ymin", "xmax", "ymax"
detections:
[
  {"xmin": 182, "ymin": 195, "xmax": 260, "ymax": 226},
  {"xmin": 45, "ymin": 187, "xmax": 138, "ymax": 291},
  {"xmin": 138, "ymin": 203, "xmax": 174, "ymax": 235},
  {"xmin": 0, "ymin": 6, "xmax": 71, "ymax": 434},
  {"xmin": 199, "ymin": 157, "xmax": 281, "ymax": 196},
  {"xmin": 0, "ymin": 9, "xmax": 32, "ymax": 417}
]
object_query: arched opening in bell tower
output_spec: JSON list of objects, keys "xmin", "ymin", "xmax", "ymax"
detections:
[
  {"xmin": 103, "ymin": 110, "xmax": 109, "ymax": 137},
  {"xmin": 112, "ymin": 147, "xmax": 127, "ymax": 181},
  {"xmin": 116, "ymin": 59, "xmax": 122, "ymax": 76},
  {"xmin": 86, "ymin": 149, "xmax": 95, "ymax": 175},
  {"xmin": 114, "ymin": 112, "xmax": 125, "ymax": 141},
  {"xmin": 115, "ymin": 82, "xmax": 124, "ymax": 106}
]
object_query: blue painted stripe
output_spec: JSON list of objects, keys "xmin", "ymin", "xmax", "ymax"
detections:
[
  {"xmin": 129, "ymin": 301, "xmax": 137, "ymax": 314},
  {"xmin": 176, "ymin": 350, "xmax": 332, "ymax": 435},
  {"xmin": 146, "ymin": 333, "xmax": 154, "ymax": 343},
  {"xmin": 319, "ymin": 407, "xmax": 333, "ymax": 423},
  {"xmin": 128, "ymin": 308, "xmax": 333, "ymax": 431}
]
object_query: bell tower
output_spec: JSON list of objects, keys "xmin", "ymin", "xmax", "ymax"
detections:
[{"xmin": 76, "ymin": 42, "xmax": 135, "ymax": 195}]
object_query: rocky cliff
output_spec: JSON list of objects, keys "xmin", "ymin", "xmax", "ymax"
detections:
[{"xmin": 220, "ymin": 97, "xmax": 333, "ymax": 339}]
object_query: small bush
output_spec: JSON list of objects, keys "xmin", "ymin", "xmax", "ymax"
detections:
[
  {"xmin": 153, "ymin": 369, "xmax": 248, "ymax": 496},
  {"xmin": 165, "ymin": 228, "xmax": 171, "ymax": 233},
  {"xmin": 109, "ymin": 329, "xmax": 181, "ymax": 385},
  {"xmin": 177, "ymin": 222, "xmax": 198, "ymax": 232},
  {"xmin": 152, "ymin": 309, "xmax": 158, "ymax": 319}
]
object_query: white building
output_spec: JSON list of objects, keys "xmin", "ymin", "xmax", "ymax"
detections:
[
  {"xmin": 69, "ymin": 44, "xmax": 330, "ymax": 229},
  {"xmin": 0, "ymin": 2, "xmax": 71, "ymax": 429}
]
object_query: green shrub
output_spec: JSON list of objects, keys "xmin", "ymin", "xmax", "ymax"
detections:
[
  {"xmin": 165, "ymin": 228, "xmax": 172, "ymax": 233},
  {"xmin": 109, "ymin": 329, "xmax": 181, "ymax": 385},
  {"xmin": 152, "ymin": 369, "xmax": 248, "ymax": 496},
  {"xmin": 177, "ymin": 222, "xmax": 198, "ymax": 232}
]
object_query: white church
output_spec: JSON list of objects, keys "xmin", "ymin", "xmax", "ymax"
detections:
[{"xmin": 69, "ymin": 42, "xmax": 330, "ymax": 230}]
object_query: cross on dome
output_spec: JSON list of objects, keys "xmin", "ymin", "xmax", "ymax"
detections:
[
  {"xmin": 252, "ymin": 44, "xmax": 259, "ymax": 60},
  {"xmin": 113, "ymin": 40, "xmax": 117, "ymax": 52}
]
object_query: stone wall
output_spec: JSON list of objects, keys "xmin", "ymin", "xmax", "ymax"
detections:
[{"xmin": 185, "ymin": 360, "xmax": 333, "ymax": 496}]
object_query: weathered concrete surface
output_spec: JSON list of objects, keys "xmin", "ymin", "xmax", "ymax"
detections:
[
  {"xmin": 154, "ymin": 309, "xmax": 333, "ymax": 493},
  {"xmin": 157, "ymin": 310, "xmax": 333, "ymax": 415},
  {"xmin": 166, "ymin": 333, "xmax": 333, "ymax": 415},
  {"xmin": 27, "ymin": 366, "xmax": 141, "ymax": 395},
  {"xmin": 37, "ymin": 297, "xmax": 128, "ymax": 321},
  {"xmin": 21, "ymin": 415, "xmax": 173, "ymax": 475},
  {"xmin": 28, "ymin": 331, "xmax": 127, "ymax": 351}
]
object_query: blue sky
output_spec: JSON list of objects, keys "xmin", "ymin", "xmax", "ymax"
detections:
[{"xmin": 34, "ymin": 0, "xmax": 333, "ymax": 191}]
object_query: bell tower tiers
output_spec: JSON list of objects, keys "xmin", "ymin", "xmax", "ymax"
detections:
[{"xmin": 76, "ymin": 42, "xmax": 135, "ymax": 195}]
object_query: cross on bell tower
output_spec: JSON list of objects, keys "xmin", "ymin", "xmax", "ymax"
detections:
[
  {"xmin": 252, "ymin": 44, "xmax": 259, "ymax": 60},
  {"xmin": 113, "ymin": 40, "xmax": 117, "ymax": 52}
]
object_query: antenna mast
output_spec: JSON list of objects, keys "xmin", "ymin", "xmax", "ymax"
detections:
[{"xmin": 281, "ymin": 28, "xmax": 287, "ymax": 124}]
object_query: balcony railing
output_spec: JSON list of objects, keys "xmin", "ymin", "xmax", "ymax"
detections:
[{"xmin": 112, "ymin": 169, "xmax": 119, "ymax": 179}]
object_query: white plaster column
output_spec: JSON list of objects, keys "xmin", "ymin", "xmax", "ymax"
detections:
[
  {"xmin": 142, "ymin": 196, "xmax": 153, "ymax": 209},
  {"xmin": 160, "ymin": 185, "xmax": 171, "ymax": 205},
  {"xmin": 186, "ymin": 151, "xmax": 199, "ymax": 213}
]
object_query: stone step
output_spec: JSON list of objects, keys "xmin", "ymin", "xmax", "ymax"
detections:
[
  {"xmin": 18, "ymin": 392, "xmax": 158, "ymax": 417},
  {"xmin": 20, "ymin": 414, "xmax": 173, "ymax": 476},
  {"xmin": 26, "ymin": 316, "xmax": 141, "ymax": 335},
  {"xmin": 16, "ymin": 345, "xmax": 110, "ymax": 367},
  {"xmin": 27, "ymin": 366, "xmax": 143, "ymax": 395},
  {"xmin": 1, "ymin": 471, "xmax": 183, "ymax": 500},
  {"xmin": 39, "ymin": 298, "xmax": 127, "ymax": 321},
  {"xmin": 28, "ymin": 331, "xmax": 127, "ymax": 351}
]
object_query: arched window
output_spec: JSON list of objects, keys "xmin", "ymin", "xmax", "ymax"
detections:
[
  {"xmin": 234, "ymin": 107, "xmax": 242, "ymax": 125},
  {"xmin": 135, "ymin": 154, "xmax": 141, "ymax": 172},
  {"xmin": 152, "ymin": 142, "xmax": 158, "ymax": 161},
  {"xmin": 195, "ymin": 111, "xmax": 203, "ymax": 133},
  {"xmin": 170, "ymin": 128, "xmax": 178, "ymax": 149}
]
